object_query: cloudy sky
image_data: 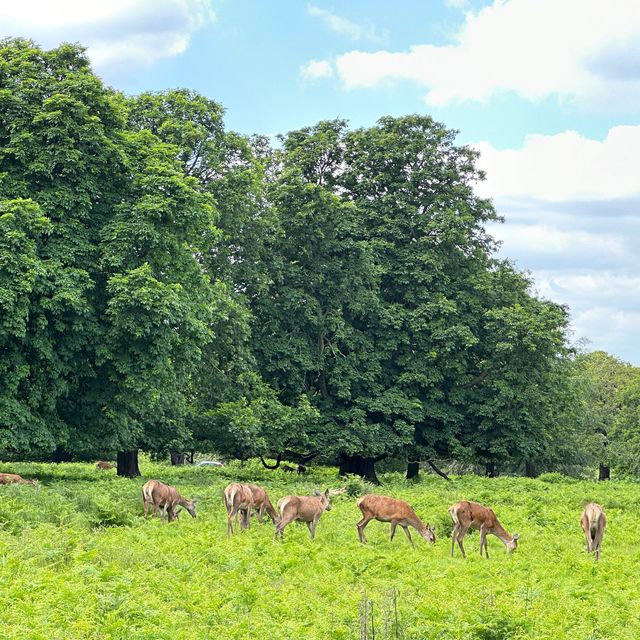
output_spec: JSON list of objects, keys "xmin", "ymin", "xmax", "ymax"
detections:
[{"xmin": 3, "ymin": 0, "xmax": 639, "ymax": 363}]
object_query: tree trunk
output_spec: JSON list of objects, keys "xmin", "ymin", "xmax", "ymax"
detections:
[
  {"xmin": 406, "ymin": 461, "xmax": 420, "ymax": 480},
  {"xmin": 52, "ymin": 447, "xmax": 73, "ymax": 463},
  {"xmin": 170, "ymin": 451, "xmax": 185, "ymax": 466},
  {"xmin": 117, "ymin": 450, "xmax": 141, "ymax": 478},
  {"xmin": 598, "ymin": 463, "xmax": 610, "ymax": 481},
  {"xmin": 485, "ymin": 461, "xmax": 497, "ymax": 478},
  {"xmin": 339, "ymin": 455, "xmax": 380, "ymax": 485},
  {"xmin": 525, "ymin": 461, "xmax": 539, "ymax": 478}
]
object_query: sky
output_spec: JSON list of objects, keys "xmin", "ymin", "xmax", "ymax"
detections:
[{"xmin": 2, "ymin": 0, "xmax": 640, "ymax": 364}]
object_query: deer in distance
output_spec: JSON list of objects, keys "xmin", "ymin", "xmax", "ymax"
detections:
[
  {"xmin": 581, "ymin": 503, "xmax": 606, "ymax": 561},
  {"xmin": 142, "ymin": 479, "xmax": 196, "ymax": 523},
  {"xmin": 96, "ymin": 461, "xmax": 115, "ymax": 470},
  {"xmin": 274, "ymin": 489, "xmax": 332, "ymax": 540},
  {"xmin": 0, "ymin": 472, "xmax": 38, "ymax": 486},
  {"xmin": 224, "ymin": 483, "xmax": 279, "ymax": 534},
  {"xmin": 356, "ymin": 494, "xmax": 436, "ymax": 548},
  {"xmin": 449, "ymin": 500, "xmax": 518, "ymax": 558}
]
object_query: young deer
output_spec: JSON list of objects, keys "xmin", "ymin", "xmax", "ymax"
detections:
[
  {"xmin": 274, "ymin": 489, "xmax": 332, "ymax": 540},
  {"xmin": 581, "ymin": 503, "xmax": 606, "ymax": 560},
  {"xmin": 449, "ymin": 500, "xmax": 518, "ymax": 558},
  {"xmin": 142, "ymin": 480, "xmax": 196, "ymax": 523},
  {"xmin": 356, "ymin": 495, "xmax": 435, "ymax": 548},
  {"xmin": 0, "ymin": 473, "xmax": 38, "ymax": 486},
  {"xmin": 245, "ymin": 484, "xmax": 279, "ymax": 525},
  {"xmin": 224, "ymin": 482, "xmax": 254, "ymax": 534}
]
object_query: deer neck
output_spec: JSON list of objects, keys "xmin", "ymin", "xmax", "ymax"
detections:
[
  {"xmin": 491, "ymin": 523, "xmax": 514, "ymax": 546},
  {"xmin": 265, "ymin": 500, "xmax": 279, "ymax": 523},
  {"xmin": 406, "ymin": 512, "xmax": 427, "ymax": 533}
]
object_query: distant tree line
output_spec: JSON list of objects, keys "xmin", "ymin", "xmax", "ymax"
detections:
[{"xmin": 1, "ymin": 40, "xmax": 638, "ymax": 481}]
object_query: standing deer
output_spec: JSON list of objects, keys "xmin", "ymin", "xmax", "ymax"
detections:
[
  {"xmin": 224, "ymin": 482, "xmax": 254, "ymax": 534},
  {"xmin": 0, "ymin": 473, "xmax": 38, "ymax": 486},
  {"xmin": 581, "ymin": 503, "xmax": 606, "ymax": 560},
  {"xmin": 449, "ymin": 500, "xmax": 518, "ymax": 558},
  {"xmin": 356, "ymin": 494, "xmax": 436, "ymax": 548},
  {"xmin": 96, "ymin": 461, "xmax": 115, "ymax": 470},
  {"xmin": 274, "ymin": 489, "xmax": 332, "ymax": 540},
  {"xmin": 245, "ymin": 484, "xmax": 279, "ymax": 524},
  {"xmin": 142, "ymin": 479, "xmax": 196, "ymax": 523}
]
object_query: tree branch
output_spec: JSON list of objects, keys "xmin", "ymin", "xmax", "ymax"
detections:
[
  {"xmin": 426, "ymin": 459, "xmax": 451, "ymax": 481},
  {"xmin": 259, "ymin": 453, "xmax": 282, "ymax": 469},
  {"xmin": 457, "ymin": 368, "xmax": 491, "ymax": 389}
]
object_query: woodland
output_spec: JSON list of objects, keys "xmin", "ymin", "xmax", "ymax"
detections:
[{"xmin": 2, "ymin": 39, "xmax": 640, "ymax": 483}]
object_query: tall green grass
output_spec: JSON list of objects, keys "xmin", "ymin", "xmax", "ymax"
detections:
[{"xmin": 0, "ymin": 459, "xmax": 637, "ymax": 639}]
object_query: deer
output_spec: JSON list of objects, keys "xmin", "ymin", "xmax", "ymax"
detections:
[
  {"xmin": 356, "ymin": 494, "xmax": 436, "ymax": 548},
  {"xmin": 449, "ymin": 500, "xmax": 518, "ymax": 558},
  {"xmin": 142, "ymin": 479, "xmax": 196, "ymax": 523},
  {"xmin": 274, "ymin": 489, "xmax": 332, "ymax": 540},
  {"xmin": 245, "ymin": 484, "xmax": 279, "ymax": 525},
  {"xmin": 96, "ymin": 461, "xmax": 115, "ymax": 470},
  {"xmin": 581, "ymin": 503, "xmax": 606, "ymax": 561},
  {"xmin": 0, "ymin": 473, "xmax": 38, "ymax": 486},
  {"xmin": 224, "ymin": 482, "xmax": 255, "ymax": 534}
]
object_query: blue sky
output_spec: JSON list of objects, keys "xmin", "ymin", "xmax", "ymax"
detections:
[{"xmin": 3, "ymin": 0, "xmax": 640, "ymax": 363}]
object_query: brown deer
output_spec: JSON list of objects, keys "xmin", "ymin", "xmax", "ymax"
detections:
[
  {"xmin": 581, "ymin": 503, "xmax": 606, "ymax": 560},
  {"xmin": 96, "ymin": 461, "xmax": 115, "ymax": 470},
  {"xmin": 356, "ymin": 494, "xmax": 435, "ymax": 548},
  {"xmin": 224, "ymin": 482, "xmax": 254, "ymax": 534},
  {"xmin": 245, "ymin": 484, "xmax": 279, "ymax": 524},
  {"xmin": 142, "ymin": 479, "xmax": 196, "ymax": 523},
  {"xmin": 274, "ymin": 489, "xmax": 332, "ymax": 540},
  {"xmin": 0, "ymin": 473, "xmax": 38, "ymax": 486},
  {"xmin": 449, "ymin": 500, "xmax": 518, "ymax": 558}
]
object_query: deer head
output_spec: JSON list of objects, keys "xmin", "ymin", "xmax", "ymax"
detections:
[
  {"xmin": 421, "ymin": 523, "xmax": 436, "ymax": 544},
  {"xmin": 183, "ymin": 499, "xmax": 197, "ymax": 518},
  {"xmin": 507, "ymin": 532, "xmax": 519, "ymax": 553}
]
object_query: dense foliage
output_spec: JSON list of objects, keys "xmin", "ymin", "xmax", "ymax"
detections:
[{"xmin": 1, "ymin": 39, "xmax": 638, "ymax": 479}]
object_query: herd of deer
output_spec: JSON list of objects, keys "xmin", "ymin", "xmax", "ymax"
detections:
[
  {"xmin": 0, "ymin": 468, "xmax": 607, "ymax": 560},
  {"xmin": 138, "ymin": 477, "xmax": 608, "ymax": 560}
]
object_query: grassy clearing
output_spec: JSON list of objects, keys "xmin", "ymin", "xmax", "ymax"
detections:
[{"xmin": 0, "ymin": 460, "xmax": 637, "ymax": 639}]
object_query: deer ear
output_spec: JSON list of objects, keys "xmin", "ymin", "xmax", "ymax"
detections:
[
  {"xmin": 313, "ymin": 490, "xmax": 322, "ymax": 496},
  {"xmin": 325, "ymin": 488, "xmax": 330, "ymax": 497},
  {"xmin": 513, "ymin": 533, "xmax": 519, "ymax": 541}
]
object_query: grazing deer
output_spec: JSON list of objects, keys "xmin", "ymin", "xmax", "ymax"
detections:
[
  {"xmin": 449, "ymin": 500, "xmax": 518, "ymax": 558},
  {"xmin": 142, "ymin": 479, "xmax": 196, "ymax": 523},
  {"xmin": 356, "ymin": 494, "xmax": 436, "ymax": 548},
  {"xmin": 245, "ymin": 484, "xmax": 279, "ymax": 524},
  {"xmin": 581, "ymin": 503, "xmax": 606, "ymax": 561},
  {"xmin": 274, "ymin": 489, "xmax": 332, "ymax": 540},
  {"xmin": 0, "ymin": 473, "xmax": 38, "ymax": 486},
  {"xmin": 282, "ymin": 465, "xmax": 295, "ymax": 473},
  {"xmin": 224, "ymin": 482, "xmax": 254, "ymax": 534},
  {"xmin": 96, "ymin": 461, "xmax": 115, "ymax": 470}
]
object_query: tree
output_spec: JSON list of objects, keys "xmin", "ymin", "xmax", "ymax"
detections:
[{"xmin": 575, "ymin": 351, "xmax": 637, "ymax": 480}]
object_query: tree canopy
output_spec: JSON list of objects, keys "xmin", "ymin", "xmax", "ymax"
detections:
[{"xmin": 2, "ymin": 39, "xmax": 631, "ymax": 481}]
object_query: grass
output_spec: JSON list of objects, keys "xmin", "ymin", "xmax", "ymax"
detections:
[{"xmin": 0, "ymin": 459, "xmax": 637, "ymax": 639}]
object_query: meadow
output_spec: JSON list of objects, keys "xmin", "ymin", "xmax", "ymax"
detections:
[{"xmin": 0, "ymin": 460, "xmax": 637, "ymax": 640}]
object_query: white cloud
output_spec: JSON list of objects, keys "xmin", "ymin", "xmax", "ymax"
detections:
[
  {"xmin": 300, "ymin": 59, "xmax": 334, "ymax": 81},
  {"xmin": 473, "ymin": 126, "xmax": 640, "ymax": 202},
  {"xmin": 0, "ymin": 0, "xmax": 215, "ymax": 72},
  {"xmin": 330, "ymin": 0, "xmax": 640, "ymax": 109},
  {"xmin": 472, "ymin": 125, "xmax": 640, "ymax": 363},
  {"xmin": 307, "ymin": 5, "xmax": 386, "ymax": 44}
]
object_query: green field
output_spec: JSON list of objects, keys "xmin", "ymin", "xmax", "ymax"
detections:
[{"xmin": 0, "ymin": 460, "xmax": 636, "ymax": 640}]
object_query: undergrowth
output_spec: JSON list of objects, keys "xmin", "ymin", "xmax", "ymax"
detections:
[{"xmin": 0, "ymin": 459, "xmax": 637, "ymax": 639}]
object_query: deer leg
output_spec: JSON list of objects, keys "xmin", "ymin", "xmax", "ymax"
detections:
[
  {"xmin": 451, "ymin": 524, "xmax": 459, "ymax": 557},
  {"xmin": 274, "ymin": 514, "xmax": 293, "ymax": 540},
  {"xmin": 593, "ymin": 526, "xmax": 604, "ymax": 561},
  {"xmin": 356, "ymin": 515, "xmax": 373, "ymax": 544},
  {"xmin": 309, "ymin": 518, "xmax": 318, "ymax": 540},
  {"xmin": 401, "ymin": 525, "xmax": 415, "ymax": 549},
  {"xmin": 457, "ymin": 526, "xmax": 469, "ymax": 559},
  {"xmin": 228, "ymin": 506, "xmax": 238, "ymax": 535},
  {"xmin": 479, "ymin": 525, "xmax": 487, "ymax": 558},
  {"xmin": 256, "ymin": 506, "xmax": 264, "ymax": 524},
  {"xmin": 390, "ymin": 520, "xmax": 398, "ymax": 542}
]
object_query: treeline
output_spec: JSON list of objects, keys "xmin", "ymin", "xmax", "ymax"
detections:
[{"xmin": 1, "ymin": 40, "xmax": 638, "ymax": 481}]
